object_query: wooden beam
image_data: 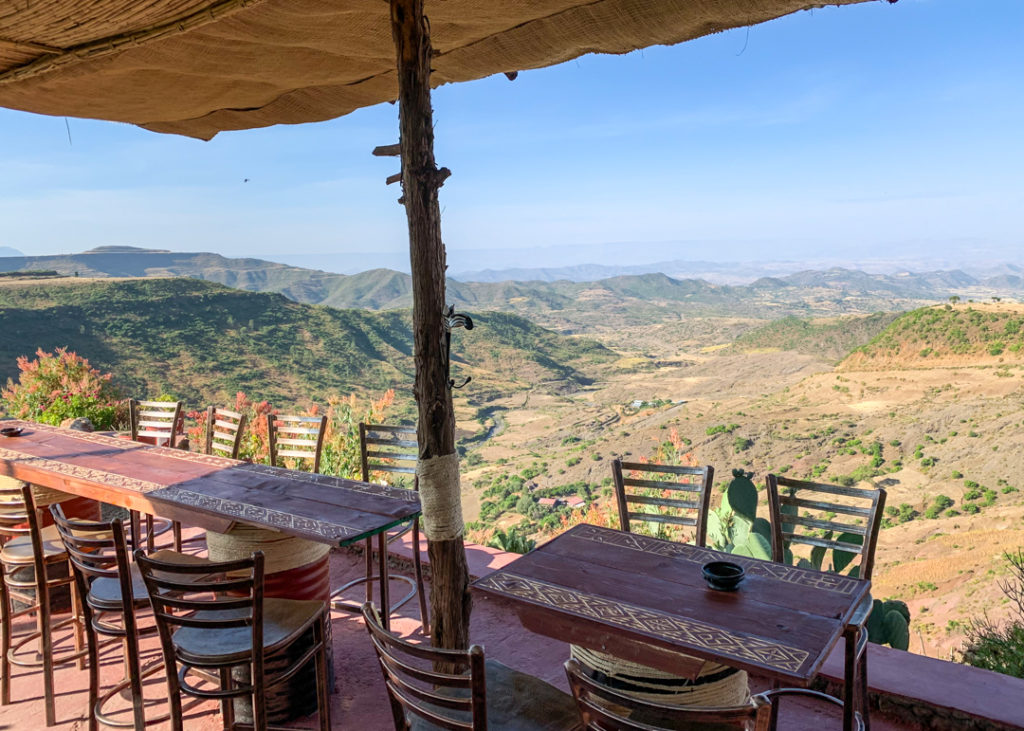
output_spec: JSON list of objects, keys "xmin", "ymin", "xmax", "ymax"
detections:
[
  {"xmin": 373, "ymin": 143, "xmax": 402, "ymax": 157},
  {"xmin": 390, "ymin": 0, "xmax": 470, "ymax": 650}
]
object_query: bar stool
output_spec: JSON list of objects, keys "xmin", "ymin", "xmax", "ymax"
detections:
[
  {"xmin": 127, "ymin": 398, "xmax": 184, "ymax": 552},
  {"xmin": 331, "ymin": 423, "xmax": 429, "ymax": 634},
  {"xmin": 171, "ymin": 405, "xmax": 248, "ymax": 551},
  {"xmin": 51, "ymin": 503, "xmax": 211, "ymax": 730},
  {"xmin": 135, "ymin": 549, "xmax": 331, "ymax": 731},
  {"xmin": 0, "ymin": 479, "xmax": 87, "ymax": 727},
  {"xmin": 266, "ymin": 413, "xmax": 327, "ymax": 472}
]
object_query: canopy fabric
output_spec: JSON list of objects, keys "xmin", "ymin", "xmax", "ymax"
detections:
[{"xmin": 0, "ymin": 0, "xmax": 872, "ymax": 139}]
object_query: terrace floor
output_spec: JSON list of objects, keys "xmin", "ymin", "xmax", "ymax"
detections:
[{"xmin": 0, "ymin": 528, "xmax": 1017, "ymax": 730}]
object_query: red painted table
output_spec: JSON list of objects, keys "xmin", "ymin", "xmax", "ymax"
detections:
[
  {"xmin": 0, "ymin": 419, "xmax": 420, "ymax": 622},
  {"xmin": 472, "ymin": 523, "xmax": 871, "ymax": 730}
]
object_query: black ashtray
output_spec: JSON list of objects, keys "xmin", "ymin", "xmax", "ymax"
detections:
[
  {"xmin": 702, "ymin": 561, "xmax": 745, "ymax": 591},
  {"xmin": 0, "ymin": 427, "xmax": 23, "ymax": 437}
]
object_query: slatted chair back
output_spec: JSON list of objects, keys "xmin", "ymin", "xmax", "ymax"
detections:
[
  {"xmin": 766, "ymin": 475, "xmax": 887, "ymax": 580},
  {"xmin": 267, "ymin": 413, "xmax": 328, "ymax": 473},
  {"xmin": 611, "ymin": 458, "xmax": 715, "ymax": 546},
  {"xmin": 50, "ymin": 503, "xmax": 128, "ymax": 589},
  {"xmin": 565, "ymin": 658, "xmax": 770, "ymax": 730},
  {"xmin": 136, "ymin": 550, "xmax": 265, "ymax": 682},
  {"xmin": 129, "ymin": 399, "xmax": 183, "ymax": 446},
  {"xmin": 362, "ymin": 602, "xmax": 486, "ymax": 730},
  {"xmin": 204, "ymin": 406, "xmax": 247, "ymax": 459},
  {"xmin": 0, "ymin": 479, "xmax": 31, "ymax": 543},
  {"xmin": 361, "ymin": 423, "xmax": 418, "ymax": 486}
]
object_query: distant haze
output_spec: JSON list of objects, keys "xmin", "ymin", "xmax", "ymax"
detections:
[{"xmin": 267, "ymin": 241, "xmax": 1024, "ymax": 285}]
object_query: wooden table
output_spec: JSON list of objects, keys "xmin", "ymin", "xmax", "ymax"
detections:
[
  {"xmin": 0, "ymin": 419, "xmax": 420, "ymax": 627},
  {"xmin": 472, "ymin": 523, "xmax": 871, "ymax": 730}
]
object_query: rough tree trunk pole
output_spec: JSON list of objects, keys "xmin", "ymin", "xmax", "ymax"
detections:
[{"xmin": 390, "ymin": 0, "xmax": 471, "ymax": 649}]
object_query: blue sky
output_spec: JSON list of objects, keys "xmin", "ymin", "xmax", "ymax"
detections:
[{"xmin": 1, "ymin": 0, "xmax": 1022, "ymax": 274}]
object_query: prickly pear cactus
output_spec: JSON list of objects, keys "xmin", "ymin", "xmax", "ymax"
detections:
[
  {"xmin": 865, "ymin": 599, "xmax": 911, "ymax": 651},
  {"xmin": 707, "ymin": 469, "xmax": 772, "ymax": 560}
]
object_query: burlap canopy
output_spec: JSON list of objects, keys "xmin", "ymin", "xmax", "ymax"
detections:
[{"xmin": 0, "ymin": 0, "xmax": 872, "ymax": 140}]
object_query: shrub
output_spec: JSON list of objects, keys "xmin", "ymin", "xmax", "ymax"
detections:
[
  {"xmin": 925, "ymin": 494, "xmax": 954, "ymax": 519},
  {"xmin": 951, "ymin": 470, "xmax": 963, "ymax": 479},
  {"xmin": 963, "ymin": 503, "xmax": 980, "ymax": 514},
  {"xmin": 2, "ymin": 347, "xmax": 123, "ymax": 430},
  {"xmin": 963, "ymin": 550, "xmax": 1024, "ymax": 678}
]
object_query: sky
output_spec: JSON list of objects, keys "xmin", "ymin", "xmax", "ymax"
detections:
[{"xmin": 1, "ymin": 0, "xmax": 1022, "ymax": 275}]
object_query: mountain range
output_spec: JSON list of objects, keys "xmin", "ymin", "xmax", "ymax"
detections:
[{"xmin": 2, "ymin": 247, "xmax": 1022, "ymax": 328}]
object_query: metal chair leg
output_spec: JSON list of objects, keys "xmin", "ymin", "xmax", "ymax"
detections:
[
  {"xmin": 843, "ymin": 625, "xmax": 858, "ymax": 731},
  {"xmin": 0, "ymin": 566, "xmax": 10, "ymax": 707},
  {"xmin": 315, "ymin": 614, "xmax": 332, "ymax": 731},
  {"xmin": 412, "ymin": 518, "xmax": 429, "ymax": 636},
  {"xmin": 378, "ymin": 532, "xmax": 391, "ymax": 632}
]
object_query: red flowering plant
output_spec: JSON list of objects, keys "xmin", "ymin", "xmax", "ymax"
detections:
[
  {"xmin": 185, "ymin": 391, "xmax": 278, "ymax": 463},
  {"xmin": 187, "ymin": 390, "xmax": 398, "ymax": 477},
  {"xmin": 1, "ymin": 348, "xmax": 124, "ymax": 429},
  {"xmin": 623, "ymin": 427, "xmax": 701, "ymax": 541},
  {"xmin": 319, "ymin": 389, "xmax": 397, "ymax": 480}
]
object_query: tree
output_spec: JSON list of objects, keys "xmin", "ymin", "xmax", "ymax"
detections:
[{"xmin": 949, "ymin": 295, "xmax": 961, "ymax": 304}]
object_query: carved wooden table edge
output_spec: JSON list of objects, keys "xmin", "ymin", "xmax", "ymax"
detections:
[
  {"xmin": 0, "ymin": 419, "xmax": 422, "ymax": 548},
  {"xmin": 471, "ymin": 523, "xmax": 871, "ymax": 686}
]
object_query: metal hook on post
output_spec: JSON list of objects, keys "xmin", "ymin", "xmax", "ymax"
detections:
[{"xmin": 442, "ymin": 305, "xmax": 473, "ymax": 390}]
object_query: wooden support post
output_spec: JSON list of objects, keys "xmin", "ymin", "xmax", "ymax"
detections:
[{"xmin": 390, "ymin": 0, "xmax": 470, "ymax": 650}]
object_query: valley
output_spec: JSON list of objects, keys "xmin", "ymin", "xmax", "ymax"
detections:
[{"xmin": 1, "ymin": 268, "xmax": 1022, "ymax": 666}]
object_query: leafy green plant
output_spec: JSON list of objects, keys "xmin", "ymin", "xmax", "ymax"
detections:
[
  {"xmin": 2, "ymin": 347, "xmax": 124, "ymax": 429},
  {"xmin": 488, "ymin": 528, "xmax": 537, "ymax": 555}
]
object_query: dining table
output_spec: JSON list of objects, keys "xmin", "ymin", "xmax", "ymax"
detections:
[
  {"xmin": 472, "ymin": 522, "xmax": 871, "ymax": 731},
  {"xmin": 0, "ymin": 419, "xmax": 421, "ymax": 627}
]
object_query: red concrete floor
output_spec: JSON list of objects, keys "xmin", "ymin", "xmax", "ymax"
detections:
[{"xmin": 0, "ymin": 540, "xmax": 921, "ymax": 731}]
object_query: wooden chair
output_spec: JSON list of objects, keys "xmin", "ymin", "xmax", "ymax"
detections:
[
  {"xmin": 765, "ymin": 475, "xmax": 886, "ymax": 580},
  {"xmin": 611, "ymin": 459, "xmax": 714, "ymax": 546},
  {"xmin": 128, "ymin": 398, "xmax": 183, "ymax": 551},
  {"xmin": 266, "ymin": 413, "xmax": 327, "ymax": 473},
  {"xmin": 362, "ymin": 602, "xmax": 579, "ymax": 730},
  {"xmin": 50, "ymin": 504, "xmax": 210, "ymax": 730},
  {"xmin": 135, "ymin": 549, "xmax": 331, "ymax": 731},
  {"xmin": 581, "ymin": 460, "xmax": 719, "ymax": 703},
  {"xmin": 565, "ymin": 658, "xmax": 862, "ymax": 731},
  {"xmin": 331, "ymin": 423, "xmax": 428, "ymax": 634},
  {"xmin": 129, "ymin": 398, "xmax": 184, "ymax": 446},
  {"xmin": 171, "ymin": 405, "xmax": 248, "ymax": 549},
  {"xmin": 0, "ymin": 481, "xmax": 86, "ymax": 727},
  {"xmin": 204, "ymin": 405, "xmax": 248, "ymax": 459},
  {"xmin": 765, "ymin": 475, "xmax": 887, "ymax": 731}
]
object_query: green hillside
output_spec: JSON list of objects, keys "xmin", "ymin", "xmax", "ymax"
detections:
[
  {"xmin": 733, "ymin": 312, "xmax": 901, "ymax": 361},
  {"xmin": 0, "ymin": 278, "xmax": 612, "ymax": 409},
  {"xmin": 844, "ymin": 304, "xmax": 1024, "ymax": 367}
]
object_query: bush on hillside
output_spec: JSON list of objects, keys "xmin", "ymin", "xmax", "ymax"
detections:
[
  {"xmin": 1, "ymin": 347, "xmax": 123, "ymax": 429},
  {"xmin": 962, "ymin": 550, "xmax": 1024, "ymax": 679}
]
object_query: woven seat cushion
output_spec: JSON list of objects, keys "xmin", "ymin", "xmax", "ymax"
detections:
[
  {"xmin": 408, "ymin": 658, "xmax": 580, "ymax": 731},
  {"xmin": 88, "ymin": 550, "xmax": 212, "ymax": 609},
  {"xmin": 0, "ymin": 524, "xmax": 67, "ymax": 563},
  {"xmin": 172, "ymin": 597, "xmax": 323, "ymax": 664}
]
